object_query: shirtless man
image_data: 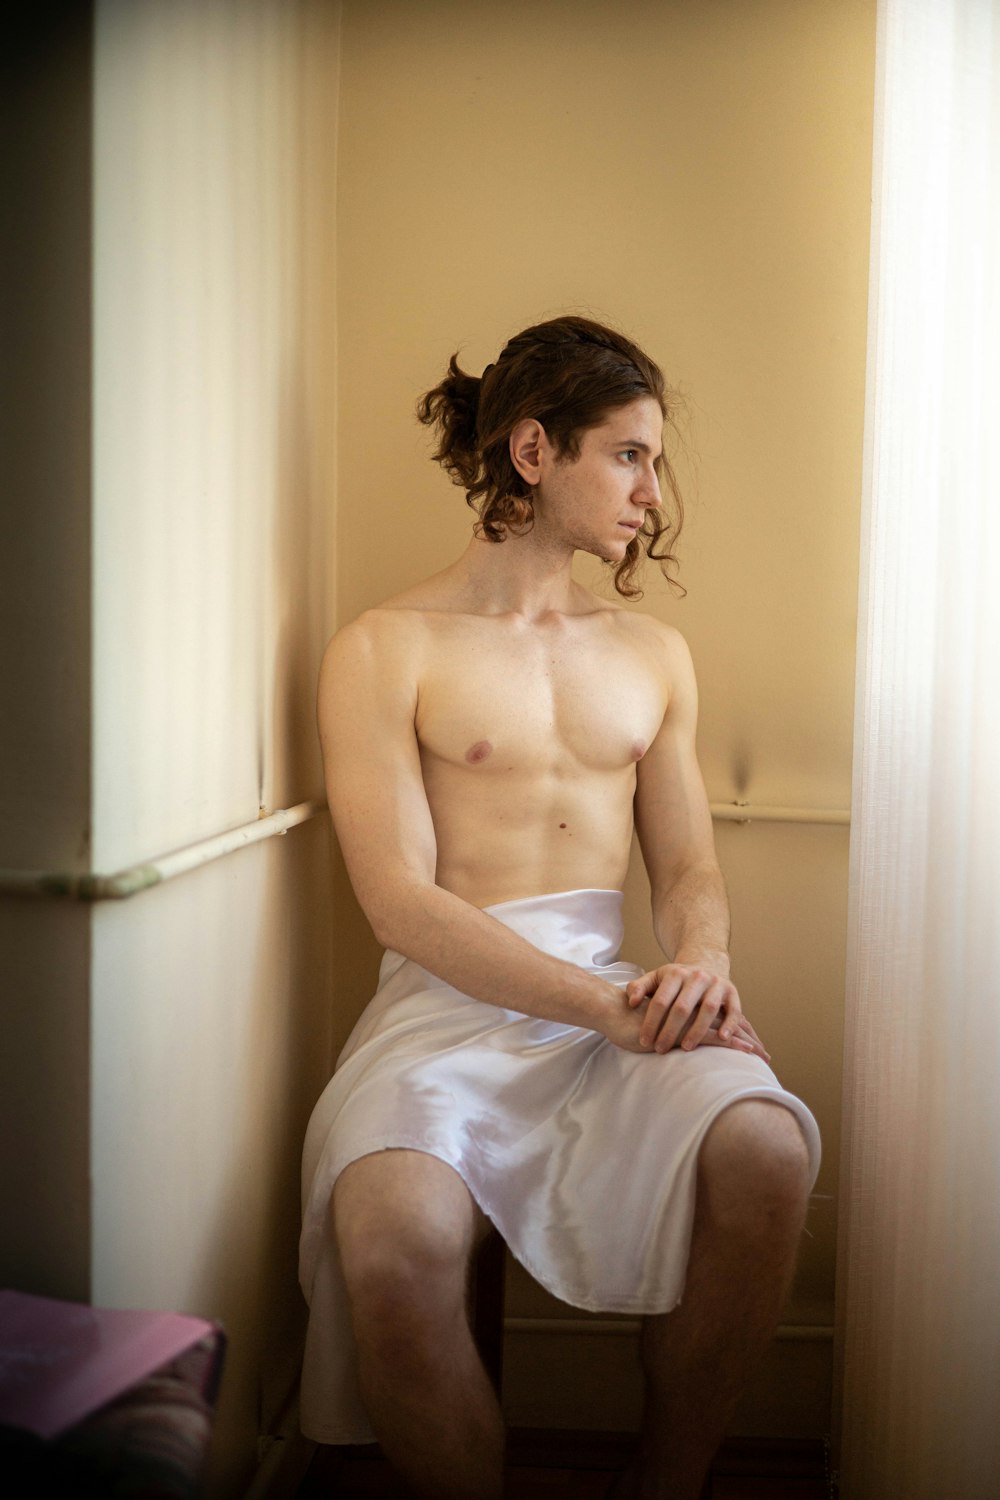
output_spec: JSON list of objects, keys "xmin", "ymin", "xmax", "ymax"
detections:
[{"xmin": 299, "ymin": 317, "xmax": 819, "ymax": 1500}]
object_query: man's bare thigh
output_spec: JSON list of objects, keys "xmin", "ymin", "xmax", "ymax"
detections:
[{"xmin": 331, "ymin": 1148, "xmax": 491, "ymax": 1271}]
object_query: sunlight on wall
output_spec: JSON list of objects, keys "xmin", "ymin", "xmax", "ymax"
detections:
[
  {"xmin": 89, "ymin": 2, "xmax": 339, "ymax": 1492},
  {"xmin": 92, "ymin": 0, "xmax": 336, "ymax": 871}
]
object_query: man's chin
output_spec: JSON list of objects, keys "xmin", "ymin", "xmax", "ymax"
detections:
[{"xmin": 578, "ymin": 537, "xmax": 630, "ymax": 565}]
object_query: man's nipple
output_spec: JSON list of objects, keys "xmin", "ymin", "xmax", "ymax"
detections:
[{"xmin": 465, "ymin": 739, "xmax": 493, "ymax": 764}]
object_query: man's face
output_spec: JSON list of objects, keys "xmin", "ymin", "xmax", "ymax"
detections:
[{"xmin": 534, "ymin": 397, "xmax": 664, "ymax": 562}]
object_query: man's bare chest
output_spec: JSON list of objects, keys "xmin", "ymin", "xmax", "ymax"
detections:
[{"xmin": 413, "ymin": 623, "xmax": 668, "ymax": 775}]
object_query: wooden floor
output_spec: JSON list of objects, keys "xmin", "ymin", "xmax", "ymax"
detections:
[{"xmin": 296, "ymin": 1430, "xmax": 830, "ymax": 1498}]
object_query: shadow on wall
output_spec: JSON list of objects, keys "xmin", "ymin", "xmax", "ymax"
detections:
[
  {"xmin": 193, "ymin": 818, "xmax": 335, "ymax": 1487},
  {"xmin": 270, "ymin": 341, "xmax": 329, "ymax": 810}
]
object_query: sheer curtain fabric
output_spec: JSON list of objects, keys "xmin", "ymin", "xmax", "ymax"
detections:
[{"xmin": 836, "ymin": 1, "xmax": 1000, "ymax": 1496}]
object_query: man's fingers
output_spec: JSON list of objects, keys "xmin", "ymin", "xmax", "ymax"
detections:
[
  {"xmin": 677, "ymin": 980, "xmax": 730, "ymax": 1051},
  {"xmin": 702, "ymin": 1031, "xmax": 758, "ymax": 1056},
  {"xmin": 713, "ymin": 988, "xmax": 743, "ymax": 1043},
  {"xmin": 701, "ymin": 1026, "xmax": 773, "ymax": 1062},
  {"xmin": 651, "ymin": 971, "xmax": 712, "ymax": 1052},
  {"xmin": 738, "ymin": 1016, "xmax": 765, "ymax": 1049},
  {"xmin": 701, "ymin": 1024, "xmax": 770, "ymax": 1061},
  {"xmin": 627, "ymin": 967, "xmax": 766, "ymax": 1060},
  {"xmin": 729, "ymin": 1014, "xmax": 768, "ymax": 1059},
  {"xmin": 626, "ymin": 969, "xmax": 664, "ymax": 1009},
  {"xmin": 626, "ymin": 977, "xmax": 650, "ymax": 1009},
  {"xmin": 638, "ymin": 972, "xmax": 684, "ymax": 1047}
]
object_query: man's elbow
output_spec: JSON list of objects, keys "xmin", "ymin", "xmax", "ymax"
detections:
[
  {"xmin": 361, "ymin": 878, "xmax": 432, "ymax": 952},
  {"xmin": 363, "ymin": 894, "xmax": 400, "ymax": 951},
  {"xmin": 368, "ymin": 907, "xmax": 398, "ymax": 950}
]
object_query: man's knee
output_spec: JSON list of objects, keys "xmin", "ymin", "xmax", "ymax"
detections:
[
  {"xmin": 339, "ymin": 1206, "xmax": 471, "ymax": 1307},
  {"xmin": 333, "ymin": 1154, "xmax": 477, "ymax": 1337},
  {"xmin": 697, "ymin": 1100, "xmax": 810, "ymax": 1237}
]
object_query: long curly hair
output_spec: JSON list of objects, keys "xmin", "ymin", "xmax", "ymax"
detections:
[{"xmin": 415, "ymin": 315, "xmax": 685, "ymax": 599}]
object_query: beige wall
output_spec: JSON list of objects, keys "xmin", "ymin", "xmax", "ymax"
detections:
[
  {"xmin": 92, "ymin": 0, "xmax": 337, "ymax": 870},
  {"xmin": 333, "ymin": 0, "xmax": 874, "ymax": 1434},
  {"xmin": 2, "ymin": 4, "xmax": 340, "ymax": 1496},
  {"xmin": 89, "ymin": 2, "xmax": 339, "ymax": 1489},
  {"xmin": 90, "ymin": 827, "xmax": 332, "ymax": 1487}
]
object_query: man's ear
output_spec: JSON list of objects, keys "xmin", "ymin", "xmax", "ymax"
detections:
[{"xmin": 509, "ymin": 417, "xmax": 547, "ymax": 488}]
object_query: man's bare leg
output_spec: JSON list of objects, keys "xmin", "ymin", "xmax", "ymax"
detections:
[
  {"xmin": 333, "ymin": 1149, "xmax": 503, "ymax": 1500},
  {"xmin": 614, "ymin": 1099, "xmax": 811, "ymax": 1500}
]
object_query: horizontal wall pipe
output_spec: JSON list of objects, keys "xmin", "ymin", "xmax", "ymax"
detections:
[
  {"xmin": 710, "ymin": 802, "xmax": 850, "ymax": 826},
  {"xmin": 0, "ymin": 798, "xmax": 850, "ymax": 901},
  {"xmin": 0, "ymin": 800, "xmax": 325, "ymax": 901}
]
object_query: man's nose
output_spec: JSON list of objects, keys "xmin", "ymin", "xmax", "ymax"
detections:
[{"xmin": 637, "ymin": 464, "xmax": 662, "ymax": 509}]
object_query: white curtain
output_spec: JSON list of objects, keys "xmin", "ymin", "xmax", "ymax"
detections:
[{"xmin": 836, "ymin": 1, "xmax": 1000, "ymax": 1496}]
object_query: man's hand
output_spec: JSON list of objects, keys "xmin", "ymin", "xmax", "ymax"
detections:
[{"xmin": 622, "ymin": 964, "xmax": 770, "ymax": 1061}]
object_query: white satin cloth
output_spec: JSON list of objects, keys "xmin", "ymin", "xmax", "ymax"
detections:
[{"xmin": 298, "ymin": 888, "xmax": 821, "ymax": 1444}]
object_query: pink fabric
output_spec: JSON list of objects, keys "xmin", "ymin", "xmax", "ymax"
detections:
[{"xmin": 0, "ymin": 1290, "xmax": 218, "ymax": 1440}]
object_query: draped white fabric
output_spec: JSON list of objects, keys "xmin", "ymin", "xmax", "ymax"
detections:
[{"xmin": 836, "ymin": 2, "xmax": 1000, "ymax": 1495}]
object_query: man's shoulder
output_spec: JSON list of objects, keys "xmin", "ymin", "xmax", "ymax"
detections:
[
  {"xmin": 320, "ymin": 605, "xmax": 428, "ymax": 678},
  {"xmin": 336, "ymin": 574, "xmax": 459, "ymax": 635},
  {"xmin": 330, "ymin": 571, "xmax": 466, "ymax": 648},
  {"xmin": 600, "ymin": 600, "xmax": 690, "ymax": 659}
]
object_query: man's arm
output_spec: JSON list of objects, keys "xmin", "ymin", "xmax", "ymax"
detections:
[
  {"xmin": 318, "ymin": 613, "xmax": 645, "ymax": 1047},
  {"xmin": 630, "ymin": 626, "xmax": 768, "ymax": 1059}
]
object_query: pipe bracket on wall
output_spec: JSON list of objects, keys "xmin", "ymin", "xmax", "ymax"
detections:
[
  {"xmin": 710, "ymin": 802, "xmax": 850, "ymax": 826},
  {"xmin": 0, "ymin": 800, "xmax": 325, "ymax": 901}
]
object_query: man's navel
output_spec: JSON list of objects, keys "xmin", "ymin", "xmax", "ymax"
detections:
[{"xmin": 465, "ymin": 739, "xmax": 493, "ymax": 764}]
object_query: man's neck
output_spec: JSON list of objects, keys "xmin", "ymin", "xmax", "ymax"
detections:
[{"xmin": 445, "ymin": 532, "xmax": 589, "ymax": 620}]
